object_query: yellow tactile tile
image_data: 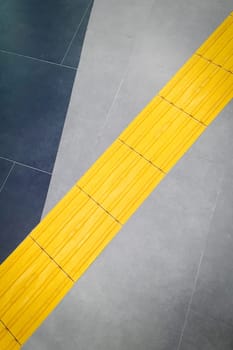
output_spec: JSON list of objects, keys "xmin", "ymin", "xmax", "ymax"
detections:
[
  {"xmin": 0, "ymin": 237, "xmax": 73, "ymax": 344},
  {"xmin": 0, "ymin": 322, "xmax": 20, "ymax": 350},
  {"xmin": 30, "ymin": 185, "xmax": 78, "ymax": 241},
  {"xmin": 159, "ymin": 55, "xmax": 233, "ymax": 125},
  {"xmin": 77, "ymin": 140, "xmax": 165, "ymax": 224},
  {"xmin": 197, "ymin": 14, "xmax": 233, "ymax": 72},
  {"xmin": 120, "ymin": 96, "xmax": 206, "ymax": 173},
  {"xmin": 1, "ymin": 12, "xmax": 233, "ymax": 349},
  {"xmin": 31, "ymin": 187, "xmax": 121, "ymax": 281}
]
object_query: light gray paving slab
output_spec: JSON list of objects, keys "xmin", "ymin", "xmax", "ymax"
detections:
[
  {"xmin": 191, "ymin": 158, "xmax": 233, "ymax": 326},
  {"xmin": 23, "ymin": 0, "xmax": 233, "ymax": 349}
]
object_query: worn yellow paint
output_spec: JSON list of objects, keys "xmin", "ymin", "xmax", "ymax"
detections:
[{"xmin": 1, "ymin": 12, "xmax": 233, "ymax": 348}]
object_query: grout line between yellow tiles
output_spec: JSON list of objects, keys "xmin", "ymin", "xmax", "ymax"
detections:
[
  {"xmin": 76, "ymin": 185, "xmax": 123, "ymax": 225},
  {"xmin": 158, "ymin": 95, "xmax": 208, "ymax": 127},
  {"xmin": 0, "ymin": 320, "xmax": 21, "ymax": 346},
  {"xmin": 118, "ymin": 138, "xmax": 167, "ymax": 174},
  {"xmin": 195, "ymin": 52, "xmax": 233, "ymax": 75},
  {"xmin": 30, "ymin": 236, "xmax": 75, "ymax": 282}
]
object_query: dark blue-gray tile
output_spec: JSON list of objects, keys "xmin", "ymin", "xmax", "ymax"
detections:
[
  {"xmin": 180, "ymin": 311, "xmax": 233, "ymax": 350},
  {"xmin": 0, "ymin": 158, "xmax": 13, "ymax": 188},
  {"xmin": 0, "ymin": 164, "xmax": 50, "ymax": 263},
  {"xmin": 0, "ymin": 52, "xmax": 76, "ymax": 172},
  {"xmin": 63, "ymin": 0, "xmax": 93, "ymax": 68},
  {"xmin": 191, "ymin": 166, "xmax": 233, "ymax": 326},
  {"xmin": 0, "ymin": 0, "xmax": 92, "ymax": 63}
]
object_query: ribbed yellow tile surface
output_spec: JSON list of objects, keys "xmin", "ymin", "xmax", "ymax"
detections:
[
  {"xmin": 1, "ymin": 12, "xmax": 233, "ymax": 349},
  {"xmin": 197, "ymin": 14, "xmax": 233, "ymax": 72},
  {"xmin": 31, "ymin": 187, "xmax": 121, "ymax": 281},
  {"xmin": 77, "ymin": 140, "xmax": 165, "ymax": 223},
  {"xmin": 0, "ymin": 237, "xmax": 73, "ymax": 344},
  {"xmin": 120, "ymin": 96, "xmax": 206, "ymax": 172},
  {"xmin": 0, "ymin": 322, "xmax": 20, "ymax": 350},
  {"xmin": 159, "ymin": 54, "xmax": 233, "ymax": 125}
]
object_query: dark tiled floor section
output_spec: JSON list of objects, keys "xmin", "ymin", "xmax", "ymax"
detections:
[
  {"xmin": 0, "ymin": 0, "xmax": 93, "ymax": 262},
  {"xmin": 0, "ymin": 0, "xmax": 93, "ymax": 63},
  {"xmin": 0, "ymin": 164, "xmax": 51, "ymax": 262},
  {"xmin": 0, "ymin": 52, "xmax": 76, "ymax": 172}
]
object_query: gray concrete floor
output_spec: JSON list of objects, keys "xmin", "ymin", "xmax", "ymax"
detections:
[{"xmin": 23, "ymin": 1, "xmax": 233, "ymax": 349}]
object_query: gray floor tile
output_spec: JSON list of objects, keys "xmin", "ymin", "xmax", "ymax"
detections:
[
  {"xmin": 191, "ymin": 102, "xmax": 233, "ymax": 165},
  {"xmin": 179, "ymin": 311, "xmax": 233, "ymax": 350},
  {"xmin": 191, "ymin": 165, "xmax": 233, "ymax": 326}
]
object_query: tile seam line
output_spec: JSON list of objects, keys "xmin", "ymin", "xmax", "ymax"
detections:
[
  {"xmin": 158, "ymin": 95, "xmax": 207, "ymax": 127},
  {"xmin": 176, "ymin": 172, "xmax": 225, "ymax": 350},
  {"xmin": 60, "ymin": 0, "xmax": 93, "ymax": 64},
  {"xmin": 0, "ymin": 49, "xmax": 77, "ymax": 70},
  {"xmin": 0, "ymin": 156, "xmax": 52, "ymax": 175},
  {"xmin": 76, "ymin": 185, "xmax": 122, "ymax": 225},
  {"xmin": 195, "ymin": 53, "xmax": 233, "ymax": 74},
  {"xmin": 0, "ymin": 320, "xmax": 21, "ymax": 346},
  {"xmin": 118, "ymin": 138, "xmax": 167, "ymax": 174},
  {"xmin": 94, "ymin": 65, "xmax": 130, "ymax": 147},
  {"xmin": 0, "ymin": 162, "xmax": 15, "ymax": 193},
  {"xmin": 29, "ymin": 236, "xmax": 75, "ymax": 282}
]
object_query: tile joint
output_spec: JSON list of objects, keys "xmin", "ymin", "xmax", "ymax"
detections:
[
  {"xmin": 76, "ymin": 185, "xmax": 122, "ymax": 226},
  {"xmin": 0, "ymin": 162, "xmax": 15, "ymax": 193},
  {"xmin": 118, "ymin": 138, "xmax": 166, "ymax": 174},
  {"xmin": 158, "ymin": 95, "xmax": 207, "ymax": 127},
  {"xmin": 195, "ymin": 53, "xmax": 233, "ymax": 75},
  {"xmin": 60, "ymin": 0, "xmax": 93, "ymax": 64},
  {"xmin": 0, "ymin": 320, "xmax": 21, "ymax": 346},
  {"xmin": 0, "ymin": 156, "xmax": 52, "ymax": 175},
  {"xmin": 29, "ymin": 236, "xmax": 75, "ymax": 282},
  {"xmin": 0, "ymin": 49, "xmax": 77, "ymax": 70}
]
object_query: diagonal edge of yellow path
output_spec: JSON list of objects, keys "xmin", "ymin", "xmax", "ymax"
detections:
[{"xmin": 1, "ymin": 12, "xmax": 233, "ymax": 349}]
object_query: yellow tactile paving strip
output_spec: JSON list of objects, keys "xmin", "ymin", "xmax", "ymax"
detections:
[{"xmin": 1, "ymin": 12, "xmax": 233, "ymax": 349}]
